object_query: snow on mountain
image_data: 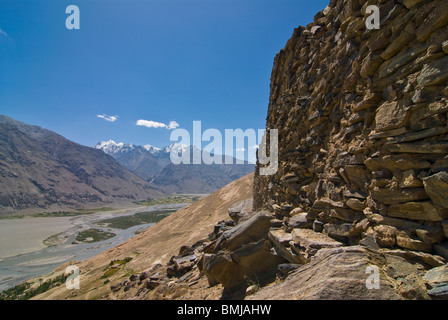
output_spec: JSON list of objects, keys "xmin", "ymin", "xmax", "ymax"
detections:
[
  {"xmin": 95, "ymin": 140, "xmax": 137, "ymax": 155},
  {"xmin": 143, "ymin": 144, "xmax": 161, "ymax": 154}
]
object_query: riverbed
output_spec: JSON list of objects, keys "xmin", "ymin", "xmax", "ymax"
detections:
[{"xmin": 0, "ymin": 203, "xmax": 188, "ymax": 292}]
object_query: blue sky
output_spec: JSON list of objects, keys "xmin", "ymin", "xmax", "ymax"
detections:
[{"xmin": 0, "ymin": 0, "xmax": 328, "ymax": 160}]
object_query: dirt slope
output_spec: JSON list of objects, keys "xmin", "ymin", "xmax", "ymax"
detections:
[{"xmin": 30, "ymin": 173, "xmax": 254, "ymax": 300}]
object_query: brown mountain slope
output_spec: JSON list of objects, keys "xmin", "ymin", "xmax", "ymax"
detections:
[
  {"xmin": 30, "ymin": 173, "xmax": 254, "ymax": 300},
  {"xmin": 0, "ymin": 115, "xmax": 163, "ymax": 215}
]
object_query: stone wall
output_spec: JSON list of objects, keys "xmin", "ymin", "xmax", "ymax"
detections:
[{"xmin": 254, "ymin": 0, "xmax": 448, "ymax": 258}]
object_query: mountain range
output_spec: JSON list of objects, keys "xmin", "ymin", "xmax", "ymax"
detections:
[
  {"xmin": 0, "ymin": 115, "xmax": 255, "ymax": 214},
  {"xmin": 95, "ymin": 140, "xmax": 255, "ymax": 194},
  {"xmin": 0, "ymin": 115, "xmax": 163, "ymax": 215}
]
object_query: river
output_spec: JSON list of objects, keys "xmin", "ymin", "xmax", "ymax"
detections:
[{"xmin": 0, "ymin": 203, "xmax": 188, "ymax": 292}]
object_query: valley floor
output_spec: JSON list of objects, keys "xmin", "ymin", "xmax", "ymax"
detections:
[{"xmin": 0, "ymin": 203, "xmax": 189, "ymax": 293}]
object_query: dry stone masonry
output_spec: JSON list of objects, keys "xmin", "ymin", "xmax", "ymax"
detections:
[
  {"xmin": 109, "ymin": 0, "xmax": 448, "ymax": 300},
  {"xmin": 254, "ymin": 0, "xmax": 448, "ymax": 260}
]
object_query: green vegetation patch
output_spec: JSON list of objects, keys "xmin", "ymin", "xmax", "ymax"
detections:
[
  {"xmin": 135, "ymin": 194, "xmax": 201, "ymax": 206},
  {"xmin": 72, "ymin": 228, "xmax": 116, "ymax": 244},
  {"xmin": 34, "ymin": 207, "xmax": 114, "ymax": 218},
  {"xmin": 101, "ymin": 257, "xmax": 133, "ymax": 279},
  {"xmin": 96, "ymin": 210, "xmax": 176, "ymax": 230},
  {"xmin": 0, "ymin": 274, "xmax": 69, "ymax": 300}
]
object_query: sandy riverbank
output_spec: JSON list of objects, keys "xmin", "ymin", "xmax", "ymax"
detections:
[{"xmin": 0, "ymin": 217, "xmax": 74, "ymax": 261}]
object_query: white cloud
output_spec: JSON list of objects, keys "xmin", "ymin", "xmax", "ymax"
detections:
[
  {"xmin": 136, "ymin": 119, "xmax": 179, "ymax": 130},
  {"xmin": 0, "ymin": 28, "xmax": 7, "ymax": 37},
  {"xmin": 235, "ymin": 147, "xmax": 246, "ymax": 152},
  {"xmin": 97, "ymin": 114, "xmax": 119, "ymax": 122}
]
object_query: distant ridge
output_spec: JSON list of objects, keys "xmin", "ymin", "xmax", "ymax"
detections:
[
  {"xmin": 0, "ymin": 115, "xmax": 163, "ymax": 215},
  {"xmin": 96, "ymin": 141, "xmax": 255, "ymax": 194}
]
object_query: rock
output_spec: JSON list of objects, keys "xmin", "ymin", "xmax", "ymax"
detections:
[
  {"xmin": 423, "ymin": 172, "xmax": 448, "ymax": 209},
  {"xmin": 416, "ymin": 227, "xmax": 445, "ymax": 244},
  {"xmin": 359, "ymin": 234, "xmax": 380, "ymax": 250},
  {"xmin": 434, "ymin": 242, "xmax": 448, "ymax": 260},
  {"xmin": 215, "ymin": 211, "xmax": 272, "ymax": 251},
  {"xmin": 268, "ymin": 229, "xmax": 306, "ymax": 264},
  {"xmin": 227, "ymin": 198, "xmax": 254, "ymax": 224},
  {"xmin": 346, "ymin": 198, "xmax": 365, "ymax": 211},
  {"xmin": 292, "ymin": 228, "xmax": 343, "ymax": 260},
  {"xmin": 289, "ymin": 207, "xmax": 305, "ymax": 216},
  {"xmin": 409, "ymin": 101, "xmax": 448, "ymax": 125},
  {"xmin": 443, "ymin": 40, "xmax": 448, "ymax": 54},
  {"xmin": 443, "ymin": 220, "xmax": 448, "ymax": 238},
  {"xmin": 307, "ymin": 198, "xmax": 346, "ymax": 219},
  {"xmin": 423, "ymin": 264, "xmax": 448, "ymax": 299},
  {"xmin": 247, "ymin": 246, "xmax": 403, "ymax": 300},
  {"xmin": 377, "ymin": 43, "xmax": 428, "ymax": 79},
  {"xmin": 416, "ymin": 3, "xmax": 448, "ymax": 42},
  {"xmin": 324, "ymin": 223, "xmax": 359, "ymax": 239},
  {"xmin": 203, "ymin": 252, "xmax": 241, "ymax": 288},
  {"xmin": 231, "ymin": 240, "xmax": 285, "ymax": 282},
  {"xmin": 145, "ymin": 279, "xmax": 161, "ymax": 290},
  {"xmin": 360, "ymin": 51, "xmax": 384, "ymax": 78},
  {"xmin": 313, "ymin": 219, "xmax": 324, "ymax": 232},
  {"xmin": 431, "ymin": 159, "xmax": 448, "ymax": 173},
  {"xmin": 370, "ymin": 188, "xmax": 429, "ymax": 204},
  {"xmin": 388, "ymin": 127, "xmax": 448, "ymax": 144},
  {"xmin": 344, "ymin": 165, "xmax": 369, "ymax": 189},
  {"xmin": 381, "ymin": 23, "xmax": 414, "ymax": 61},
  {"xmin": 387, "ymin": 202, "xmax": 448, "ymax": 221},
  {"xmin": 399, "ymin": 170, "xmax": 423, "ymax": 188},
  {"xmin": 277, "ymin": 263, "xmax": 301, "ymax": 275},
  {"xmin": 245, "ymin": 285, "xmax": 258, "ymax": 296},
  {"xmin": 417, "ymin": 56, "xmax": 448, "ymax": 87},
  {"xmin": 373, "ymin": 225, "xmax": 398, "ymax": 247},
  {"xmin": 375, "ymin": 101, "xmax": 409, "ymax": 132},
  {"xmin": 364, "ymin": 155, "xmax": 431, "ymax": 172},
  {"xmin": 403, "ymin": 0, "xmax": 424, "ymax": 9},
  {"xmin": 396, "ymin": 231, "xmax": 433, "ymax": 252},
  {"xmin": 386, "ymin": 142, "xmax": 448, "ymax": 154},
  {"xmin": 287, "ymin": 212, "xmax": 312, "ymax": 229}
]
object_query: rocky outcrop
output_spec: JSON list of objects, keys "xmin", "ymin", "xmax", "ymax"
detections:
[
  {"xmin": 19, "ymin": 0, "xmax": 448, "ymax": 301},
  {"xmin": 103, "ymin": 0, "xmax": 448, "ymax": 300},
  {"xmin": 253, "ymin": 0, "xmax": 448, "ymax": 260}
]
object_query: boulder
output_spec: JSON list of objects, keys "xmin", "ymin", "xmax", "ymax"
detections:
[
  {"xmin": 215, "ymin": 211, "xmax": 272, "ymax": 251},
  {"xmin": 423, "ymin": 264, "xmax": 448, "ymax": 299},
  {"xmin": 231, "ymin": 240, "xmax": 285, "ymax": 281},
  {"xmin": 268, "ymin": 229, "xmax": 306, "ymax": 264},
  {"xmin": 292, "ymin": 228, "xmax": 343, "ymax": 260},
  {"xmin": 228, "ymin": 198, "xmax": 254, "ymax": 224},
  {"xmin": 203, "ymin": 252, "xmax": 242, "ymax": 288},
  {"xmin": 247, "ymin": 246, "xmax": 403, "ymax": 300}
]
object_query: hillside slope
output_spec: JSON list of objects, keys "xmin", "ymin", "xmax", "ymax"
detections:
[{"xmin": 29, "ymin": 173, "xmax": 254, "ymax": 300}]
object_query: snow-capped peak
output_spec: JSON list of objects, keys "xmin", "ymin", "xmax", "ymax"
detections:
[
  {"xmin": 143, "ymin": 144, "xmax": 161, "ymax": 154},
  {"xmin": 95, "ymin": 140, "xmax": 135, "ymax": 155}
]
